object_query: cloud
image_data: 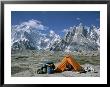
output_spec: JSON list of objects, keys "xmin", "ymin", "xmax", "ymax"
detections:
[
  {"xmin": 12, "ymin": 19, "xmax": 47, "ymax": 31},
  {"xmin": 23, "ymin": 19, "xmax": 45, "ymax": 30},
  {"xmin": 76, "ymin": 17, "xmax": 81, "ymax": 20},
  {"xmin": 24, "ymin": 20, "xmax": 40, "ymax": 28}
]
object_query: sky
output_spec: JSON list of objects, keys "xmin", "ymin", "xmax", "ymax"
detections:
[{"xmin": 11, "ymin": 11, "xmax": 100, "ymax": 36}]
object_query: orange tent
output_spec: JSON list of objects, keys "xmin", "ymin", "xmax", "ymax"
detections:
[{"xmin": 55, "ymin": 54, "xmax": 84, "ymax": 72}]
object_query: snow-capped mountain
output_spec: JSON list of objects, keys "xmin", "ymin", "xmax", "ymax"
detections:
[
  {"xmin": 62, "ymin": 23, "xmax": 100, "ymax": 52},
  {"xmin": 12, "ymin": 20, "xmax": 45, "ymax": 51},
  {"xmin": 11, "ymin": 19, "xmax": 61, "ymax": 51},
  {"xmin": 37, "ymin": 30, "xmax": 61, "ymax": 50},
  {"xmin": 11, "ymin": 20, "xmax": 100, "ymax": 53}
]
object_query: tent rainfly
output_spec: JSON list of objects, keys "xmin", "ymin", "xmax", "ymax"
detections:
[{"xmin": 55, "ymin": 55, "xmax": 84, "ymax": 72}]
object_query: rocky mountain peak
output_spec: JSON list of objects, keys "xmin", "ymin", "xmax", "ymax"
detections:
[{"xmin": 11, "ymin": 20, "xmax": 100, "ymax": 53}]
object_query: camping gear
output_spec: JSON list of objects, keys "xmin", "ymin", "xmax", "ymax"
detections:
[
  {"xmin": 42, "ymin": 67, "xmax": 47, "ymax": 73},
  {"xmin": 66, "ymin": 64, "xmax": 73, "ymax": 71},
  {"xmin": 37, "ymin": 61, "xmax": 55, "ymax": 74},
  {"xmin": 41, "ymin": 64, "xmax": 47, "ymax": 73},
  {"xmin": 55, "ymin": 54, "xmax": 85, "ymax": 72},
  {"xmin": 46, "ymin": 62, "xmax": 55, "ymax": 74},
  {"xmin": 84, "ymin": 64, "xmax": 95, "ymax": 72},
  {"xmin": 47, "ymin": 66, "xmax": 54, "ymax": 74},
  {"xmin": 37, "ymin": 64, "xmax": 47, "ymax": 74}
]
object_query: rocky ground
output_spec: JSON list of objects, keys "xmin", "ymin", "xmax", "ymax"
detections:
[
  {"xmin": 12, "ymin": 64, "xmax": 100, "ymax": 77},
  {"xmin": 11, "ymin": 51, "xmax": 100, "ymax": 77}
]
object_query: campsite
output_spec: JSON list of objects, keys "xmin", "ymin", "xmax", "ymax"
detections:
[
  {"xmin": 11, "ymin": 11, "xmax": 100, "ymax": 77},
  {"xmin": 11, "ymin": 50, "xmax": 100, "ymax": 77}
]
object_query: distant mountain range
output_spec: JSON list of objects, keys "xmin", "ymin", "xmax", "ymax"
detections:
[{"xmin": 11, "ymin": 20, "xmax": 100, "ymax": 53}]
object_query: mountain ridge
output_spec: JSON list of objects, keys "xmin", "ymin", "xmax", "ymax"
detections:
[{"xmin": 11, "ymin": 20, "xmax": 100, "ymax": 53}]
